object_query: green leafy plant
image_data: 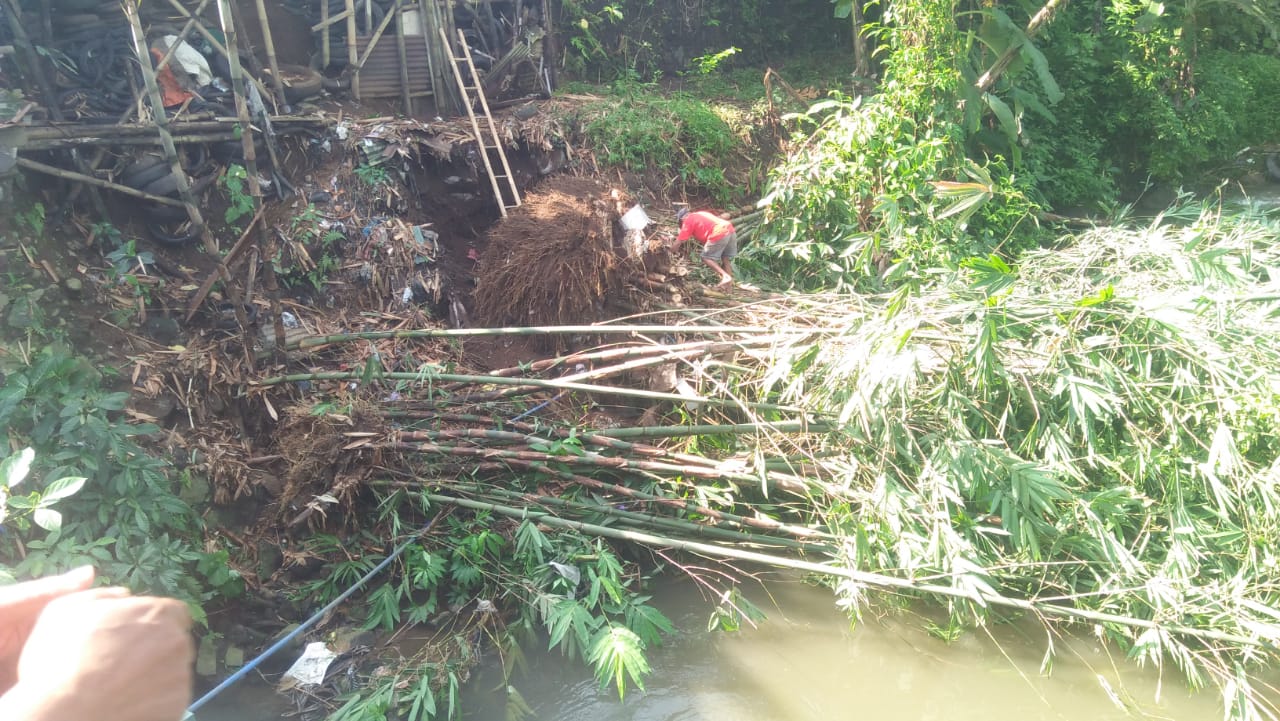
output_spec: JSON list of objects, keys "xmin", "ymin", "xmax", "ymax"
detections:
[
  {"xmin": 0, "ymin": 447, "xmax": 86, "ymax": 537},
  {"xmin": 354, "ymin": 162, "xmax": 390, "ymax": 188},
  {"xmin": 0, "ymin": 345, "xmax": 233, "ymax": 620},
  {"xmin": 15, "ymin": 201, "xmax": 44, "ymax": 237},
  {"xmin": 222, "ymin": 164, "xmax": 255, "ymax": 227}
]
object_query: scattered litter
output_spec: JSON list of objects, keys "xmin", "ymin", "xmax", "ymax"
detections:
[
  {"xmin": 281, "ymin": 312, "xmax": 301, "ymax": 329},
  {"xmin": 281, "ymin": 642, "xmax": 337, "ymax": 687}
]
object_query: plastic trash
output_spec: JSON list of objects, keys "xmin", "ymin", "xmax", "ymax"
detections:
[
  {"xmin": 162, "ymin": 35, "xmax": 213, "ymax": 86},
  {"xmin": 620, "ymin": 204, "xmax": 651, "ymax": 231},
  {"xmin": 281, "ymin": 642, "xmax": 336, "ymax": 687}
]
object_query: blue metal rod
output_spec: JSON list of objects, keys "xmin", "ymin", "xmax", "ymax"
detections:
[{"xmin": 187, "ymin": 516, "xmax": 438, "ymax": 714}]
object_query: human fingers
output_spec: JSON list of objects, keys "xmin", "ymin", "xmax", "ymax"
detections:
[
  {"xmin": 14, "ymin": 594, "xmax": 195, "ymax": 721},
  {"xmin": 0, "ymin": 567, "xmax": 97, "ymax": 692}
]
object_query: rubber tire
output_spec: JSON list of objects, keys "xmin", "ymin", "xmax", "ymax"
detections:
[
  {"xmin": 147, "ymin": 220, "xmax": 201, "ymax": 247},
  {"xmin": 264, "ymin": 64, "xmax": 324, "ymax": 103},
  {"xmin": 120, "ymin": 157, "xmax": 170, "ymax": 190},
  {"xmin": 142, "ymin": 173, "xmax": 182, "ymax": 198}
]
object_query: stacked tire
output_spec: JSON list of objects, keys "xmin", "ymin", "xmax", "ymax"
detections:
[{"xmin": 118, "ymin": 149, "xmax": 214, "ymax": 247}]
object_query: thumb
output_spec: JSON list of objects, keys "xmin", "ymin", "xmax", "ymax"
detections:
[{"xmin": 0, "ymin": 566, "xmax": 97, "ymax": 691}]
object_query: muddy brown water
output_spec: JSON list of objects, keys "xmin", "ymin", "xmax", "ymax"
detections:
[{"xmin": 198, "ymin": 577, "xmax": 1232, "ymax": 721}]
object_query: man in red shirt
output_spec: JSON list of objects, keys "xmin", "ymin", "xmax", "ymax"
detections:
[{"xmin": 671, "ymin": 207, "xmax": 737, "ymax": 289}]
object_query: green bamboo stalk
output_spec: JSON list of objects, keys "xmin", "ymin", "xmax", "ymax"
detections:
[
  {"xmin": 389, "ymin": 441, "xmax": 820, "ymax": 496},
  {"xmin": 256, "ymin": 370, "xmax": 813, "ymax": 415},
  {"xmin": 592, "ymin": 421, "xmax": 835, "ymax": 439},
  {"xmin": 380, "ymin": 480, "xmax": 830, "ymax": 552},
  {"xmin": 290, "ymin": 324, "xmax": 815, "ymax": 349},
  {"xmin": 424, "ymin": 492, "xmax": 1280, "ymax": 651},
  {"xmin": 471, "ymin": 456, "xmax": 832, "ymax": 539},
  {"xmin": 466, "ymin": 338, "xmax": 775, "ymax": 382}
]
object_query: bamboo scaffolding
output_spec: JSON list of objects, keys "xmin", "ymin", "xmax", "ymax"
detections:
[
  {"xmin": 125, "ymin": 2, "xmax": 256, "ymax": 368},
  {"xmin": 354, "ymin": 3, "xmax": 400, "ymax": 71},
  {"xmin": 15, "ymin": 157, "xmax": 186, "ymax": 208},
  {"xmin": 0, "ymin": 0, "xmax": 108, "ymax": 217},
  {"xmin": 424, "ymin": 492, "xmax": 1280, "ymax": 651},
  {"xmin": 394, "ymin": 1, "xmax": 413, "ymax": 114},
  {"xmin": 346, "ymin": 0, "xmax": 360, "ymax": 99},
  {"xmin": 252, "ymin": 0, "xmax": 288, "ymax": 106},
  {"xmin": 215, "ymin": 0, "xmax": 287, "ymax": 350},
  {"xmin": 321, "ymin": 0, "xmax": 331, "ymax": 69}
]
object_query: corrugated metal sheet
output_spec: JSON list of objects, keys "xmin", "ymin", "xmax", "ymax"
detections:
[{"xmin": 354, "ymin": 34, "xmax": 435, "ymax": 99}]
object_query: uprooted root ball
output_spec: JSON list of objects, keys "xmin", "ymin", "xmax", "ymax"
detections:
[{"xmin": 473, "ymin": 177, "xmax": 626, "ymax": 331}]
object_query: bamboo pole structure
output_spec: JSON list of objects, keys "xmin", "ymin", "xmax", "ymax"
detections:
[
  {"xmin": 15, "ymin": 157, "xmax": 186, "ymax": 208},
  {"xmin": 395, "ymin": 1, "xmax": 413, "ymax": 114},
  {"xmin": 153, "ymin": 0, "xmax": 216, "ymax": 79},
  {"xmin": 124, "ymin": 2, "xmax": 257, "ymax": 368},
  {"xmin": 321, "ymin": 0, "xmax": 331, "ymax": 69},
  {"xmin": 0, "ymin": 0, "xmax": 108, "ymax": 217},
  {"xmin": 346, "ymin": 0, "xmax": 360, "ymax": 99},
  {"xmin": 252, "ymin": 0, "xmax": 288, "ymax": 106},
  {"xmin": 424, "ymin": 492, "xmax": 1280, "ymax": 651},
  {"xmin": 215, "ymin": 0, "xmax": 288, "ymax": 351},
  {"xmin": 290, "ymin": 324, "xmax": 811, "ymax": 349},
  {"xmin": 161, "ymin": 0, "xmax": 275, "ymax": 102},
  {"xmin": 354, "ymin": 3, "xmax": 400, "ymax": 71}
]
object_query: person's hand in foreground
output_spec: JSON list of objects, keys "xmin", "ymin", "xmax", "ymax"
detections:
[{"xmin": 0, "ymin": 568, "xmax": 194, "ymax": 721}]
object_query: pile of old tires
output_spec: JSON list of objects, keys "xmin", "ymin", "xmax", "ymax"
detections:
[{"xmin": 117, "ymin": 147, "xmax": 216, "ymax": 247}]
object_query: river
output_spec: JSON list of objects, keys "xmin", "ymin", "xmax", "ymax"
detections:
[
  {"xmin": 198, "ymin": 574, "xmax": 1231, "ymax": 720},
  {"xmin": 459, "ymin": 577, "xmax": 1224, "ymax": 721}
]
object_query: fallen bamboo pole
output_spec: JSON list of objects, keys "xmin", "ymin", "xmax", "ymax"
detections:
[
  {"xmin": 389, "ymin": 441, "xmax": 821, "ymax": 496},
  {"xmin": 423, "ymin": 460, "xmax": 829, "ymax": 538},
  {"xmin": 387, "ymin": 480, "xmax": 830, "ymax": 552},
  {"xmin": 125, "ymin": 2, "xmax": 257, "ymax": 369},
  {"xmin": 290, "ymin": 324, "xmax": 814, "ymax": 348},
  {"xmin": 15, "ymin": 157, "xmax": 186, "ymax": 208},
  {"xmin": 255, "ymin": 369, "xmax": 813, "ymax": 415},
  {"xmin": 425, "ymin": 492, "xmax": 1280, "ymax": 651}
]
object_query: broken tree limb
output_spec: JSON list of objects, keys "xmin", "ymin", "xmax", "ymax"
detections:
[
  {"xmin": 976, "ymin": 0, "xmax": 1069, "ymax": 92},
  {"xmin": 15, "ymin": 157, "xmax": 186, "ymax": 208}
]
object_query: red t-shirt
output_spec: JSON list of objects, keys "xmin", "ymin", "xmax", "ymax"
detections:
[{"xmin": 677, "ymin": 211, "xmax": 734, "ymax": 245}]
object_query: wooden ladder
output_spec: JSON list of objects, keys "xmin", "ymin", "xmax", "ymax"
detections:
[{"xmin": 440, "ymin": 28, "xmax": 521, "ymax": 217}]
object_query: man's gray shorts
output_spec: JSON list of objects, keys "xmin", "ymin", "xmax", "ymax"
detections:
[{"xmin": 700, "ymin": 231, "xmax": 738, "ymax": 262}]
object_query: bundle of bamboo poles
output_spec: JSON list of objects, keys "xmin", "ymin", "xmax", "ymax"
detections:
[{"xmin": 259, "ymin": 322, "xmax": 848, "ymax": 533}]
